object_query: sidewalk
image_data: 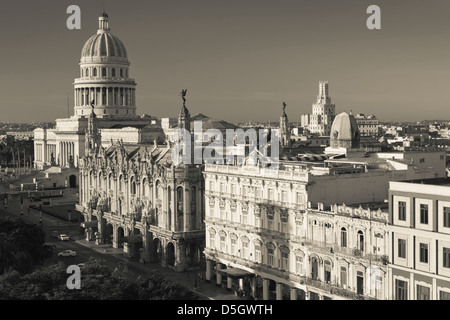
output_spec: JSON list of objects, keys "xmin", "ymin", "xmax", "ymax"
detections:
[{"xmin": 75, "ymin": 238, "xmax": 246, "ymax": 301}]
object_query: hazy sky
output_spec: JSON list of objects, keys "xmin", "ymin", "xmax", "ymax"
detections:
[{"xmin": 1, "ymin": 0, "xmax": 450, "ymax": 124}]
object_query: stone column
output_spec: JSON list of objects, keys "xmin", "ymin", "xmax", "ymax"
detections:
[
  {"xmin": 276, "ymin": 283, "xmax": 283, "ymax": 300},
  {"xmin": 227, "ymin": 277, "xmax": 233, "ymax": 291},
  {"xmin": 290, "ymin": 287, "xmax": 298, "ymax": 300},
  {"xmin": 112, "ymin": 225, "xmax": 119, "ymax": 248},
  {"xmin": 250, "ymin": 277, "xmax": 256, "ymax": 298},
  {"xmin": 205, "ymin": 260, "xmax": 213, "ymax": 282},
  {"xmin": 262, "ymin": 279, "xmax": 270, "ymax": 300},
  {"xmin": 216, "ymin": 263, "xmax": 223, "ymax": 287},
  {"xmin": 238, "ymin": 278, "xmax": 244, "ymax": 291}
]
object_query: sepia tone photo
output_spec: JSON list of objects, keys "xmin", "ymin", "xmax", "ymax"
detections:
[{"xmin": 0, "ymin": 0, "xmax": 450, "ymax": 308}]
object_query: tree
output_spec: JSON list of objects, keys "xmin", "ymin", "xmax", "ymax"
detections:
[{"xmin": 0, "ymin": 218, "xmax": 53, "ymax": 275}]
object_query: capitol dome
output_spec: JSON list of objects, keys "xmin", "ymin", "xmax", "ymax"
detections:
[
  {"xmin": 80, "ymin": 13, "xmax": 129, "ymax": 64},
  {"xmin": 74, "ymin": 13, "xmax": 137, "ymax": 119},
  {"xmin": 330, "ymin": 112, "xmax": 360, "ymax": 148}
]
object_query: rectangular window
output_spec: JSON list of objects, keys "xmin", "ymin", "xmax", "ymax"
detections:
[
  {"xmin": 420, "ymin": 204, "xmax": 429, "ymax": 224},
  {"xmin": 296, "ymin": 256, "xmax": 304, "ymax": 274},
  {"xmin": 281, "ymin": 252, "xmax": 289, "ymax": 270},
  {"xmin": 340, "ymin": 267, "xmax": 347, "ymax": 287},
  {"xmin": 281, "ymin": 190, "xmax": 287, "ymax": 203},
  {"xmin": 220, "ymin": 236, "xmax": 226, "ymax": 253},
  {"xmin": 268, "ymin": 189, "xmax": 274, "ymax": 201},
  {"xmin": 417, "ymin": 285, "xmax": 430, "ymax": 300},
  {"xmin": 443, "ymin": 247, "xmax": 450, "ymax": 268},
  {"xmin": 268, "ymin": 248, "xmax": 274, "ymax": 266},
  {"xmin": 255, "ymin": 187, "xmax": 261, "ymax": 199},
  {"xmin": 395, "ymin": 279, "xmax": 408, "ymax": 300},
  {"xmin": 209, "ymin": 235, "xmax": 215, "ymax": 249},
  {"xmin": 419, "ymin": 243, "xmax": 429, "ymax": 264},
  {"xmin": 398, "ymin": 201, "xmax": 406, "ymax": 221},
  {"xmin": 440, "ymin": 291, "xmax": 450, "ymax": 300},
  {"xmin": 444, "ymin": 207, "xmax": 450, "ymax": 228},
  {"xmin": 242, "ymin": 241, "xmax": 249, "ymax": 258},
  {"xmin": 231, "ymin": 239, "xmax": 237, "ymax": 255},
  {"xmin": 242, "ymin": 213, "xmax": 248, "ymax": 225},
  {"xmin": 255, "ymin": 245, "xmax": 262, "ymax": 263},
  {"xmin": 268, "ymin": 219, "xmax": 273, "ymax": 230},
  {"xmin": 398, "ymin": 239, "xmax": 406, "ymax": 259}
]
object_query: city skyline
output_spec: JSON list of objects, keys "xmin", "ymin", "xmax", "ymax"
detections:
[{"xmin": 2, "ymin": 0, "xmax": 450, "ymax": 124}]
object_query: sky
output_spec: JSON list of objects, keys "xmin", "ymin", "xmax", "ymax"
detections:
[{"xmin": 1, "ymin": 0, "xmax": 450, "ymax": 124}]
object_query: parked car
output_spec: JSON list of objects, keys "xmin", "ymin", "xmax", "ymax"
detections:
[
  {"xmin": 59, "ymin": 234, "xmax": 70, "ymax": 241},
  {"xmin": 58, "ymin": 250, "xmax": 76, "ymax": 257}
]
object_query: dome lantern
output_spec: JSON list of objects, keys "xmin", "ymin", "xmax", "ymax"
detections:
[{"xmin": 98, "ymin": 12, "xmax": 110, "ymax": 34}]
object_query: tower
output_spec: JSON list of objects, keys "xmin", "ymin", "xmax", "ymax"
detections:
[
  {"xmin": 309, "ymin": 81, "xmax": 336, "ymax": 136},
  {"xmin": 280, "ymin": 102, "xmax": 291, "ymax": 148},
  {"xmin": 178, "ymin": 89, "xmax": 191, "ymax": 132},
  {"xmin": 74, "ymin": 12, "xmax": 137, "ymax": 119},
  {"xmin": 85, "ymin": 105, "xmax": 101, "ymax": 156}
]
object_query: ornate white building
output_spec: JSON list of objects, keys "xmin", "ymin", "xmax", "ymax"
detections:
[
  {"xmin": 77, "ymin": 98, "xmax": 205, "ymax": 271},
  {"xmin": 34, "ymin": 13, "xmax": 157, "ymax": 171}
]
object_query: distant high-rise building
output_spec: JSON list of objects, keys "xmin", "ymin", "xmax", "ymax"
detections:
[{"xmin": 302, "ymin": 81, "xmax": 336, "ymax": 136}]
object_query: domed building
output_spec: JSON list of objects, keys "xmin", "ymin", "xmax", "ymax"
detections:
[
  {"xmin": 329, "ymin": 112, "xmax": 360, "ymax": 149},
  {"xmin": 325, "ymin": 111, "xmax": 363, "ymax": 156},
  {"xmin": 34, "ymin": 13, "xmax": 157, "ymax": 171}
]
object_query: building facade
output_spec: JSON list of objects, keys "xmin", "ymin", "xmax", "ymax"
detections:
[
  {"xmin": 203, "ymin": 162, "xmax": 391, "ymax": 300},
  {"xmin": 388, "ymin": 181, "xmax": 450, "ymax": 300},
  {"xmin": 77, "ymin": 94, "xmax": 206, "ymax": 271},
  {"xmin": 355, "ymin": 114, "xmax": 381, "ymax": 137}
]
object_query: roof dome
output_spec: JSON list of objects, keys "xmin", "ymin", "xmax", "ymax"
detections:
[
  {"xmin": 80, "ymin": 13, "xmax": 128, "ymax": 64},
  {"xmin": 330, "ymin": 112, "xmax": 360, "ymax": 148}
]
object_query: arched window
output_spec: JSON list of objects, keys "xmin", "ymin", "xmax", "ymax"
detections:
[
  {"xmin": 155, "ymin": 181, "xmax": 162, "ymax": 200},
  {"xmin": 93, "ymin": 68, "xmax": 98, "ymax": 77},
  {"xmin": 357, "ymin": 230, "xmax": 364, "ymax": 252},
  {"xmin": 108, "ymin": 173, "xmax": 112, "ymax": 190},
  {"xmin": 98, "ymin": 172, "xmax": 103, "ymax": 188},
  {"xmin": 112, "ymin": 68, "xmax": 116, "ymax": 77},
  {"xmin": 102, "ymin": 68, "xmax": 107, "ymax": 77},
  {"xmin": 130, "ymin": 177, "xmax": 136, "ymax": 195},
  {"xmin": 177, "ymin": 187, "xmax": 184, "ymax": 214},
  {"xmin": 119, "ymin": 175, "xmax": 123, "ymax": 192},
  {"xmin": 81, "ymin": 69, "xmax": 84, "ymax": 77},
  {"xmin": 324, "ymin": 260, "xmax": 332, "ymax": 283},
  {"xmin": 341, "ymin": 227, "xmax": 347, "ymax": 248},
  {"xmin": 120, "ymin": 68, "xmax": 123, "ymax": 78},
  {"xmin": 86, "ymin": 68, "xmax": 89, "ymax": 77},
  {"xmin": 126, "ymin": 69, "xmax": 129, "ymax": 78}
]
